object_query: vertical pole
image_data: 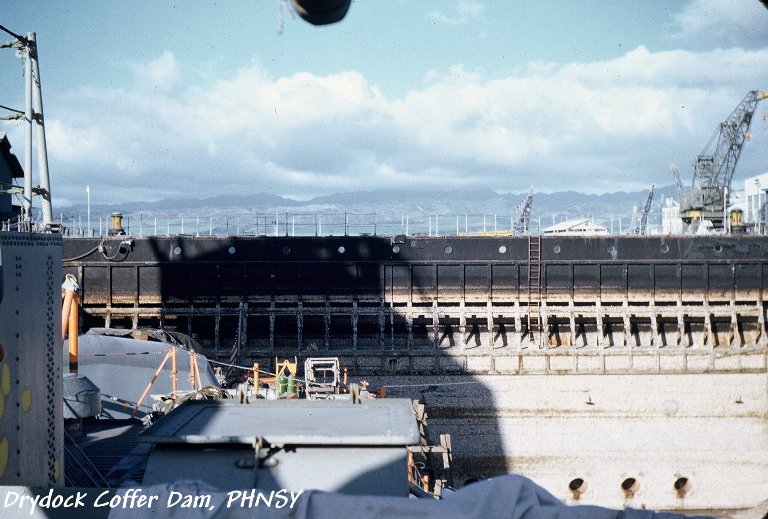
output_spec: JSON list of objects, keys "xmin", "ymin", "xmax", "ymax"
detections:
[
  {"xmin": 171, "ymin": 347, "xmax": 178, "ymax": 400},
  {"xmin": 188, "ymin": 350, "xmax": 196, "ymax": 389},
  {"xmin": 23, "ymin": 38, "xmax": 32, "ymax": 231},
  {"xmin": 29, "ymin": 33, "xmax": 52, "ymax": 227},
  {"xmin": 86, "ymin": 185, "xmax": 90, "ymax": 236}
]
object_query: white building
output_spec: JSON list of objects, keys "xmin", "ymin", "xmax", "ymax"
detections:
[
  {"xmin": 661, "ymin": 197, "xmax": 684, "ymax": 235},
  {"xmin": 743, "ymin": 172, "xmax": 768, "ymax": 229},
  {"xmin": 542, "ymin": 218, "xmax": 609, "ymax": 236}
]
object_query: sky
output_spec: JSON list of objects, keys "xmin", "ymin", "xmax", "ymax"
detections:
[{"xmin": 1, "ymin": 0, "xmax": 768, "ymax": 208}]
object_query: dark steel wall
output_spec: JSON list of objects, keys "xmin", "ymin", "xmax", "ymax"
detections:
[
  {"xmin": 63, "ymin": 235, "xmax": 768, "ymax": 304},
  {"xmin": 62, "ymin": 235, "xmax": 768, "ymax": 372}
]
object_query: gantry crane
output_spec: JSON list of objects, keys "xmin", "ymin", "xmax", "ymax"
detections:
[
  {"xmin": 680, "ymin": 90, "xmax": 768, "ymax": 229},
  {"xmin": 513, "ymin": 187, "xmax": 533, "ymax": 236},
  {"xmin": 632, "ymin": 184, "xmax": 654, "ymax": 235}
]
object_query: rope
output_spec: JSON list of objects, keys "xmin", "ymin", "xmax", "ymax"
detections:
[
  {"xmin": 207, "ymin": 358, "xmax": 335, "ymax": 388},
  {"xmin": 207, "ymin": 358, "xmax": 262, "ymax": 372}
]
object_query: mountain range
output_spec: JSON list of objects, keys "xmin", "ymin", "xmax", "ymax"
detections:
[{"xmin": 57, "ymin": 185, "xmax": 678, "ymax": 236}]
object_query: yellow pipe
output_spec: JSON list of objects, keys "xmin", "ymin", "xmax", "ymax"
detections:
[
  {"xmin": 69, "ymin": 292, "xmax": 79, "ymax": 374},
  {"xmin": 61, "ymin": 289, "xmax": 73, "ymax": 342}
]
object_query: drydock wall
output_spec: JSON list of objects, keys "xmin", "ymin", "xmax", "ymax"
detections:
[{"xmin": 62, "ymin": 235, "xmax": 768, "ymax": 373}]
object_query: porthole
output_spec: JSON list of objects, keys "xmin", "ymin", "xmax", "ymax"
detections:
[
  {"xmin": 553, "ymin": 245, "xmax": 561, "ymax": 254},
  {"xmin": 714, "ymin": 244, "xmax": 723, "ymax": 253},
  {"xmin": 607, "ymin": 245, "xmax": 616, "ymax": 254},
  {"xmin": 444, "ymin": 246, "xmax": 453, "ymax": 254},
  {"xmin": 337, "ymin": 246, "xmax": 346, "ymax": 254},
  {"xmin": 392, "ymin": 245, "xmax": 401, "ymax": 254},
  {"xmin": 282, "ymin": 246, "xmax": 291, "ymax": 255},
  {"xmin": 498, "ymin": 245, "xmax": 507, "ymax": 254},
  {"xmin": 228, "ymin": 246, "xmax": 236, "ymax": 255},
  {"xmin": 661, "ymin": 244, "xmax": 669, "ymax": 254},
  {"xmin": 173, "ymin": 246, "xmax": 182, "ymax": 255}
]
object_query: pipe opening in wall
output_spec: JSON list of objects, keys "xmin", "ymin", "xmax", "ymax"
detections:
[
  {"xmin": 661, "ymin": 244, "xmax": 669, "ymax": 253},
  {"xmin": 568, "ymin": 478, "xmax": 587, "ymax": 499},
  {"xmin": 674, "ymin": 477, "xmax": 690, "ymax": 498},
  {"xmin": 498, "ymin": 245, "xmax": 507, "ymax": 254},
  {"xmin": 282, "ymin": 247, "xmax": 291, "ymax": 255},
  {"xmin": 392, "ymin": 245, "xmax": 400, "ymax": 254},
  {"xmin": 553, "ymin": 245, "xmax": 561, "ymax": 254},
  {"xmin": 337, "ymin": 246, "xmax": 346, "ymax": 254},
  {"xmin": 444, "ymin": 246, "xmax": 453, "ymax": 254},
  {"xmin": 621, "ymin": 477, "xmax": 639, "ymax": 498}
]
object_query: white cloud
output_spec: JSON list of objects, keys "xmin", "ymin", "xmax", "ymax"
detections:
[
  {"xmin": 42, "ymin": 46, "xmax": 768, "ymax": 206},
  {"xmin": 132, "ymin": 50, "xmax": 181, "ymax": 92},
  {"xmin": 671, "ymin": 0, "xmax": 768, "ymax": 48},
  {"xmin": 429, "ymin": 1, "xmax": 485, "ymax": 25}
]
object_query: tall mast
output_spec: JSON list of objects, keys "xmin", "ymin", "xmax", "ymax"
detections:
[{"xmin": 0, "ymin": 26, "xmax": 54, "ymax": 231}]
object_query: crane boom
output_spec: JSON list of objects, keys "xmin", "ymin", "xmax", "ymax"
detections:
[
  {"xmin": 681, "ymin": 90, "xmax": 768, "ymax": 227},
  {"xmin": 639, "ymin": 184, "xmax": 654, "ymax": 235},
  {"xmin": 513, "ymin": 188, "xmax": 533, "ymax": 236}
]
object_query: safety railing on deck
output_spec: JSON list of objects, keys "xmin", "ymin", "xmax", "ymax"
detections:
[{"xmin": 55, "ymin": 211, "xmax": 537, "ymax": 238}]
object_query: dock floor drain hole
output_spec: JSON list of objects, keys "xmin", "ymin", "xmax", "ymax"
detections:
[
  {"xmin": 568, "ymin": 478, "xmax": 587, "ymax": 499},
  {"xmin": 622, "ymin": 477, "xmax": 639, "ymax": 497},
  {"xmin": 674, "ymin": 477, "xmax": 690, "ymax": 497}
]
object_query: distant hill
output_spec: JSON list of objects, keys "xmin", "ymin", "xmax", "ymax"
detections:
[{"xmin": 58, "ymin": 185, "xmax": 678, "ymax": 236}]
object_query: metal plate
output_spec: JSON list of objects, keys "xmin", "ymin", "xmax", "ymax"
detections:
[{"xmin": 140, "ymin": 398, "xmax": 419, "ymax": 446}]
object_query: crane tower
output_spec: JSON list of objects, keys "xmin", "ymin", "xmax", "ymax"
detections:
[{"xmin": 680, "ymin": 90, "xmax": 767, "ymax": 229}]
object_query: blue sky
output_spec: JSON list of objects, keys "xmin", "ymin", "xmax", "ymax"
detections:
[{"xmin": 1, "ymin": 1, "xmax": 768, "ymax": 206}]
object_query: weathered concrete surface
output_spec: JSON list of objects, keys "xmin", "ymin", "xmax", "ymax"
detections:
[{"xmin": 375, "ymin": 371, "xmax": 768, "ymax": 513}]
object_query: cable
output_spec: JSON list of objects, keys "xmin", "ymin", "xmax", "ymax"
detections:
[
  {"xmin": 0, "ymin": 24, "xmax": 26, "ymax": 42},
  {"xmin": 62, "ymin": 244, "xmax": 101, "ymax": 262}
]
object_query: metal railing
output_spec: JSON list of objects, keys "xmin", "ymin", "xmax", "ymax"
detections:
[{"xmin": 56, "ymin": 211, "xmax": 533, "ymax": 238}]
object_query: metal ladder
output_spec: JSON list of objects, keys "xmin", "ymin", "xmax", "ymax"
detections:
[{"xmin": 527, "ymin": 235, "xmax": 542, "ymax": 345}]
